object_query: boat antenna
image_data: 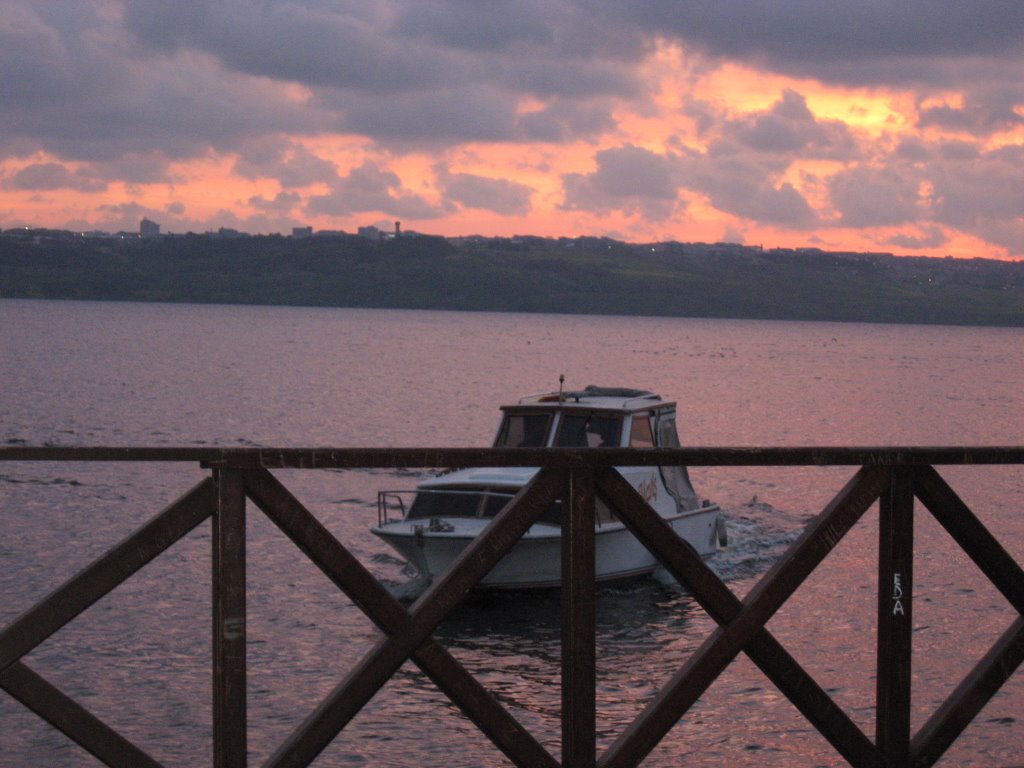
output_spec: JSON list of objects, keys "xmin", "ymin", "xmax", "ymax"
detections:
[{"xmin": 558, "ymin": 373, "xmax": 565, "ymax": 401}]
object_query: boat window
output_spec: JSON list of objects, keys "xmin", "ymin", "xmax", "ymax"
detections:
[
  {"xmin": 408, "ymin": 488, "xmax": 519, "ymax": 520},
  {"xmin": 655, "ymin": 413, "xmax": 700, "ymax": 511},
  {"xmin": 481, "ymin": 491, "xmax": 515, "ymax": 518},
  {"xmin": 555, "ymin": 413, "xmax": 622, "ymax": 447},
  {"xmin": 408, "ymin": 490, "xmax": 485, "ymax": 519},
  {"xmin": 482, "ymin": 490, "xmax": 561, "ymax": 524},
  {"xmin": 494, "ymin": 413, "xmax": 552, "ymax": 447},
  {"xmin": 532, "ymin": 497, "xmax": 614, "ymax": 527},
  {"xmin": 628, "ymin": 414, "xmax": 655, "ymax": 448},
  {"xmin": 537, "ymin": 498, "xmax": 563, "ymax": 526},
  {"xmin": 596, "ymin": 497, "xmax": 617, "ymax": 525}
]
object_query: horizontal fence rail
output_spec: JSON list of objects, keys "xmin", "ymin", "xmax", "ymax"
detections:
[{"xmin": 1, "ymin": 446, "xmax": 1023, "ymax": 768}]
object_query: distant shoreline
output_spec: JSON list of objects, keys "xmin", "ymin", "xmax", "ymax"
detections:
[{"xmin": 3, "ymin": 232, "xmax": 1023, "ymax": 328}]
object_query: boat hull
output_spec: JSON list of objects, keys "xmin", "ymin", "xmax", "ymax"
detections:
[{"xmin": 372, "ymin": 504, "xmax": 722, "ymax": 589}]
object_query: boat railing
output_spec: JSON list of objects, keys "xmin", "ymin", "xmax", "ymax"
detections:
[
  {"xmin": 2, "ymin": 445, "xmax": 1023, "ymax": 768},
  {"xmin": 376, "ymin": 490, "xmax": 407, "ymax": 526}
]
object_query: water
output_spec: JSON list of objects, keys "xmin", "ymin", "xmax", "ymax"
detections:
[{"xmin": 1, "ymin": 299, "xmax": 1022, "ymax": 766}]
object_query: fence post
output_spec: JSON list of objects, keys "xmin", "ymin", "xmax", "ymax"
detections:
[
  {"xmin": 213, "ymin": 469, "xmax": 247, "ymax": 768},
  {"xmin": 562, "ymin": 467, "xmax": 596, "ymax": 768},
  {"xmin": 876, "ymin": 466, "xmax": 914, "ymax": 766}
]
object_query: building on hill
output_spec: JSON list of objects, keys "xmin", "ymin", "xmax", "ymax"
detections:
[{"xmin": 139, "ymin": 218, "xmax": 161, "ymax": 238}]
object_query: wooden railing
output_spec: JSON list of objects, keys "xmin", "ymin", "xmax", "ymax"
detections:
[{"xmin": 1, "ymin": 446, "xmax": 1023, "ymax": 767}]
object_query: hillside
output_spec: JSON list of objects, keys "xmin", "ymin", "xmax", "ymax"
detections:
[{"xmin": 2, "ymin": 232, "xmax": 1022, "ymax": 326}]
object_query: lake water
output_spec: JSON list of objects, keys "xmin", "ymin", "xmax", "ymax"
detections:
[{"xmin": 1, "ymin": 299, "xmax": 1022, "ymax": 767}]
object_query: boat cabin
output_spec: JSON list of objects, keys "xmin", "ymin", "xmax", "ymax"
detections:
[
  {"xmin": 398, "ymin": 387, "xmax": 701, "ymax": 527},
  {"xmin": 493, "ymin": 387, "xmax": 668, "ymax": 450}
]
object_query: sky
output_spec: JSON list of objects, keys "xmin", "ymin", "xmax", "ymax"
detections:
[{"xmin": 2, "ymin": 1, "xmax": 1024, "ymax": 259}]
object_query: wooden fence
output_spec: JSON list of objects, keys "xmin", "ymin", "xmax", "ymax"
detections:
[{"xmin": 1, "ymin": 446, "xmax": 1023, "ymax": 767}]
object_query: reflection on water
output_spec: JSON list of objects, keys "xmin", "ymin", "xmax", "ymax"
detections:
[{"xmin": 1, "ymin": 300, "xmax": 1022, "ymax": 766}]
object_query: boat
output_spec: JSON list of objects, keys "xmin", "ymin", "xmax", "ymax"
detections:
[{"xmin": 371, "ymin": 385, "xmax": 726, "ymax": 588}]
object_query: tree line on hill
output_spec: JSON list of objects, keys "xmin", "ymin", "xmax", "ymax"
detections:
[{"xmin": 1, "ymin": 231, "xmax": 1022, "ymax": 327}]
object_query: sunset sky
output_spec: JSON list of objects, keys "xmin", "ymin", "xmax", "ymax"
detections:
[{"xmin": 2, "ymin": 1, "xmax": 1024, "ymax": 258}]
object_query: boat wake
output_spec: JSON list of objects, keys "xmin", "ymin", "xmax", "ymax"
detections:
[{"xmin": 707, "ymin": 498, "xmax": 805, "ymax": 584}]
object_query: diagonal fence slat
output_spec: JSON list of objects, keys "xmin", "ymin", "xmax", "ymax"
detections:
[
  {"xmin": 597, "ymin": 466, "xmax": 890, "ymax": 768},
  {"xmin": 913, "ymin": 465, "xmax": 1024, "ymax": 614},
  {"xmin": 241, "ymin": 467, "xmax": 559, "ymax": 768},
  {"xmin": 259, "ymin": 468, "xmax": 568, "ymax": 768},
  {"xmin": 0, "ymin": 479, "xmax": 216, "ymax": 768},
  {"xmin": 908, "ymin": 465, "xmax": 1024, "ymax": 767},
  {"xmin": 0, "ymin": 660, "xmax": 165, "ymax": 768},
  {"xmin": 911, "ymin": 616, "xmax": 1024, "ymax": 767},
  {"xmin": 0, "ymin": 478, "xmax": 217, "ymax": 674}
]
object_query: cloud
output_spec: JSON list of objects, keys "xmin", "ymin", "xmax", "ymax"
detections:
[
  {"xmin": 435, "ymin": 167, "xmax": 534, "ymax": 216},
  {"xmin": 4, "ymin": 162, "xmax": 106, "ymax": 192},
  {"xmin": 681, "ymin": 149, "xmax": 819, "ymax": 228},
  {"xmin": 305, "ymin": 160, "xmax": 448, "ymax": 220},
  {"xmin": 829, "ymin": 165, "xmax": 923, "ymax": 228},
  {"xmin": 926, "ymin": 144, "xmax": 1024, "ymax": 251},
  {"xmin": 232, "ymin": 138, "xmax": 339, "ymax": 188},
  {"xmin": 561, "ymin": 144, "xmax": 682, "ymax": 219},
  {"xmin": 885, "ymin": 225, "xmax": 949, "ymax": 251},
  {"xmin": 248, "ymin": 191, "xmax": 303, "ymax": 214},
  {"xmin": 720, "ymin": 90, "xmax": 858, "ymax": 159},
  {"xmin": 123, "ymin": 1, "xmax": 431, "ymax": 91},
  {"xmin": 590, "ymin": 1, "xmax": 1024, "ymax": 83},
  {"xmin": 0, "ymin": 3, "xmax": 320, "ymax": 163},
  {"xmin": 918, "ymin": 90, "xmax": 1024, "ymax": 136},
  {"xmin": 391, "ymin": 0, "xmax": 557, "ymax": 53},
  {"xmin": 333, "ymin": 86, "xmax": 521, "ymax": 145}
]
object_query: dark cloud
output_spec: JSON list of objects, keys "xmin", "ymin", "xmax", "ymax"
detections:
[
  {"xmin": 123, "ymin": 1, "xmax": 434, "ymax": 91},
  {"xmin": 717, "ymin": 90, "xmax": 858, "ymax": 160},
  {"xmin": 4, "ymin": 162, "xmax": 106, "ymax": 192},
  {"xmin": 827, "ymin": 141, "xmax": 1024, "ymax": 253},
  {"xmin": 435, "ymin": 167, "xmax": 534, "ymax": 216},
  {"xmin": 233, "ymin": 138, "xmax": 339, "ymax": 188},
  {"xmin": 886, "ymin": 225, "xmax": 949, "ymax": 251},
  {"xmin": 0, "ymin": 5, "xmax": 318, "ymax": 163},
  {"xmin": 305, "ymin": 160, "xmax": 448, "ymax": 220},
  {"xmin": 588, "ymin": 2, "xmax": 1024, "ymax": 80},
  {"xmin": 120, "ymin": 0, "xmax": 210, "ymax": 52},
  {"xmin": 829, "ymin": 165, "xmax": 923, "ymax": 228},
  {"xmin": 248, "ymin": 191, "xmax": 303, "ymax": 214},
  {"xmin": 928, "ymin": 145, "xmax": 1024, "ymax": 239},
  {"xmin": 334, "ymin": 86, "xmax": 520, "ymax": 145},
  {"xmin": 517, "ymin": 101, "xmax": 618, "ymax": 143},
  {"xmin": 918, "ymin": 91, "xmax": 1024, "ymax": 136},
  {"xmin": 893, "ymin": 137, "xmax": 932, "ymax": 163},
  {"xmin": 682, "ymin": 151, "xmax": 818, "ymax": 228},
  {"xmin": 561, "ymin": 145, "xmax": 682, "ymax": 219},
  {"xmin": 391, "ymin": 0, "xmax": 557, "ymax": 52}
]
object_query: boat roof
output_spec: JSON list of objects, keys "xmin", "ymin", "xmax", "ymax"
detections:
[{"xmin": 506, "ymin": 385, "xmax": 674, "ymax": 413}]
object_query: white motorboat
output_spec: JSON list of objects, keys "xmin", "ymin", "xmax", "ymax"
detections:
[{"xmin": 372, "ymin": 385, "xmax": 725, "ymax": 588}]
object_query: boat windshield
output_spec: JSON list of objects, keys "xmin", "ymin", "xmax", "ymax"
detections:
[
  {"xmin": 555, "ymin": 413, "xmax": 622, "ymax": 447},
  {"xmin": 407, "ymin": 488, "xmax": 563, "ymax": 526},
  {"xmin": 407, "ymin": 489, "xmax": 510, "ymax": 520},
  {"xmin": 494, "ymin": 412, "xmax": 552, "ymax": 447}
]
